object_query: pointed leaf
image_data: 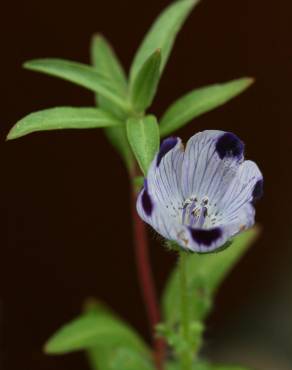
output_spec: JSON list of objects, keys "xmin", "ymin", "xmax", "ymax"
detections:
[
  {"xmin": 24, "ymin": 59, "xmax": 129, "ymax": 111},
  {"xmin": 7, "ymin": 107, "xmax": 123, "ymax": 140},
  {"xmin": 162, "ymin": 227, "xmax": 260, "ymax": 326},
  {"xmin": 126, "ymin": 115, "xmax": 160, "ymax": 174},
  {"xmin": 90, "ymin": 35, "xmax": 134, "ymax": 170},
  {"xmin": 160, "ymin": 78, "xmax": 254, "ymax": 137},
  {"xmin": 45, "ymin": 309, "xmax": 149, "ymax": 356},
  {"xmin": 90, "ymin": 34, "xmax": 127, "ymax": 96},
  {"xmin": 130, "ymin": 0, "xmax": 199, "ymax": 82},
  {"xmin": 130, "ymin": 50, "xmax": 161, "ymax": 113}
]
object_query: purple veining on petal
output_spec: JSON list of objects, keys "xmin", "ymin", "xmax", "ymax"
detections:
[
  {"xmin": 189, "ymin": 227, "xmax": 222, "ymax": 246},
  {"xmin": 156, "ymin": 137, "xmax": 178, "ymax": 167},
  {"xmin": 141, "ymin": 180, "xmax": 153, "ymax": 216},
  {"xmin": 215, "ymin": 132, "xmax": 244, "ymax": 160},
  {"xmin": 252, "ymin": 178, "xmax": 264, "ymax": 204}
]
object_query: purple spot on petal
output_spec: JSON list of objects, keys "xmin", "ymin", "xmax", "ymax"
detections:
[
  {"xmin": 216, "ymin": 132, "xmax": 244, "ymax": 160},
  {"xmin": 156, "ymin": 137, "xmax": 178, "ymax": 167},
  {"xmin": 189, "ymin": 227, "xmax": 222, "ymax": 247},
  {"xmin": 141, "ymin": 180, "xmax": 153, "ymax": 216},
  {"xmin": 252, "ymin": 179, "xmax": 263, "ymax": 203}
]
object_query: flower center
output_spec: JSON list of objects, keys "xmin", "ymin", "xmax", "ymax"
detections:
[{"xmin": 181, "ymin": 196, "xmax": 220, "ymax": 229}]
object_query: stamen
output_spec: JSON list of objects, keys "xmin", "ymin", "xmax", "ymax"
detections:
[
  {"xmin": 182, "ymin": 196, "xmax": 212, "ymax": 228},
  {"xmin": 197, "ymin": 206, "xmax": 208, "ymax": 228}
]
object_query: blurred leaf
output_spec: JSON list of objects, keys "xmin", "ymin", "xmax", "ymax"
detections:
[
  {"xmin": 83, "ymin": 299, "xmax": 115, "ymax": 370},
  {"xmin": 166, "ymin": 361, "xmax": 253, "ymax": 370},
  {"xmin": 90, "ymin": 34, "xmax": 127, "ymax": 96},
  {"xmin": 130, "ymin": 50, "xmax": 161, "ymax": 113},
  {"xmin": 45, "ymin": 306, "xmax": 149, "ymax": 356},
  {"xmin": 126, "ymin": 115, "xmax": 160, "ymax": 174},
  {"xmin": 90, "ymin": 35, "xmax": 134, "ymax": 170},
  {"xmin": 81, "ymin": 300, "xmax": 153, "ymax": 370},
  {"xmin": 212, "ymin": 366, "xmax": 253, "ymax": 370},
  {"xmin": 162, "ymin": 227, "xmax": 260, "ymax": 326},
  {"xmin": 129, "ymin": 0, "xmax": 199, "ymax": 82},
  {"xmin": 24, "ymin": 59, "xmax": 128, "ymax": 111},
  {"xmin": 159, "ymin": 78, "xmax": 254, "ymax": 137},
  {"xmin": 110, "ymin": 348, "xmax": 155, "ymax": 370},
  {"xmin": 166, "ymin": 361, "xmax": 208, "ymax": 370},
  {"xmin": 7, "ymin": 107, "xmax": 122, "ymax": 140}
]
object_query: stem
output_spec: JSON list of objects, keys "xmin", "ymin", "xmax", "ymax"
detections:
[
  {"xmin": 130, "ymin": 174, "xmax": 166, "ymax": 370},
  {"xmin": 178, "ymin": 251, "xmax": 193, "ymax": 370}
]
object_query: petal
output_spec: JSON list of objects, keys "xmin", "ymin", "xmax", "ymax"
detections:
[
  {"xmin": 222, "ymin": 203, "xmax": 255, "ymax": 236},
  {"xmin": 136, "ymin": 188, "xmax": 182, "ymax": 241},
  {"xmin": 146, "ymin": 137, "xmax": 185, "ymax": 213},
  {"xmin": 218, "ymin": 160, "xmax": 263, "ymax": 215},
  {"xmin": 181, "ymin": 130, "xmax": 244, "ymax": 201}
]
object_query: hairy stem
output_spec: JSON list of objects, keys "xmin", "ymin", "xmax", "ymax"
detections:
[
  {"xmin": 179, "ymin": 251, "xmax": 193, "ymax": 370},
  {"xmin": 130, "ymin": 175, "xmax": 166, "ymax": 369}
]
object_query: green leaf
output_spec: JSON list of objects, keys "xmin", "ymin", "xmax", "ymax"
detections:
[
  {"xmin": 24, "ymin": 58, "xmax": 129, "ymax": 111},
  {"xmin": 129, "ymin": 0, "xmax": 199, "ymax": 82},
  {"xmin": 166, "ymin": 361, "xmax": 253, "ymax": 370},
  {"xmin": 7, "ymin": 107, "xmax": 123, "ymax": 140},
  {"xmin": 83, "ymin": 299, "xmax": 115, "ymax": 370},
  {"xmin": 130, "ymin": 50, "xmax": 161, "ymax": 113},
  {"xmin": 166, "ymin": 361, "xmax": 209, "ymax": 370},
  {"xmin": 90, "ymin": 34, "xmax": 134, "ymax": 170},
  {"xmin": 126, "ymin": 115, "xmax": 160, "ymax": 175},
  {"xmin": 45, "ymin": 308, "xmax": 149, "ymax": 356},
  {"xmin": 162, "ymin": 227, "xmax": 260, "ymax": 326},
  {"xmin": 90, "ymin": 33, "xmax": 128, "ymax": 119},
  {"xmin": 90, "ymin": 34, "xmax": 127, "ymax": 96},
  {"xmin": 166, "ymin": 360, "xmax": 253, "ymax": 370},
  {"xmin": 110, "ymin": 348, "xmax": 155, "ymax": 370},
  {"xmin": 212, "ymin": 366, "xmax": 253, "ymax": 370},
  {"xmin": 159, "ymin": 78, "xmax": 254, "ymax": 136}
]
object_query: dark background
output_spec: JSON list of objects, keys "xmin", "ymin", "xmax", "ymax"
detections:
[{"xmin": 0, "ymin": 0, "xmax": 291, "ymax": 369}]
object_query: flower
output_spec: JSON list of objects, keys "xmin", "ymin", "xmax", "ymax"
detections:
[{"xmin": 137, "ymin": 130, "xmax": 263, "ymax": 252}]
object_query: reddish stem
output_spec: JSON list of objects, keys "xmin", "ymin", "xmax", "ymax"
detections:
[{"xmin": 130, "ymin": 179, "xmax": 166, "ymax": 370}]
